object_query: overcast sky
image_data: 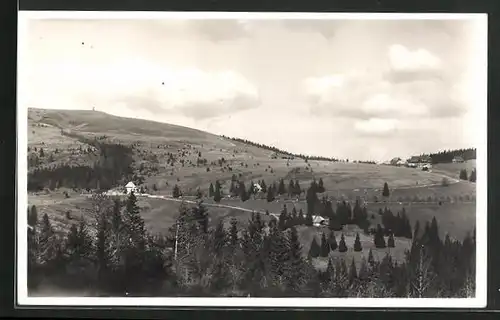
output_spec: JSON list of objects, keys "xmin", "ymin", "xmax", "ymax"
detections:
[{"xmin": 19, "ymin": 15, "xmax": 486, "ymax": 161}]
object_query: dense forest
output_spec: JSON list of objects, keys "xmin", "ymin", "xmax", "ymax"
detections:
[
  {"xmin": 27, "ymin": 188, "xmax": 476, "ymax": 298},
  {"xmin": 417, "ymin": 148, "xmax": 476, "ymax": 164},
  {"xmin": 27, "ymin": 132, "xmax": 134, "ymax": 192}
]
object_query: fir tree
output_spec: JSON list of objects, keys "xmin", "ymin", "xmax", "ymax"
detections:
[
  {"xmin": 459, "ymin": 169, "xmax": 468, "ymax": 180},
  {"xmin": 214, "ymin": 181, "xmax": 222, "ymax": 203},
  {"xmin": 294, "ymin": 180, "xmax": 301, "ymax": 196},
  {"xmin": 353, "ymin": 232, "xmax": 363, "ymax": 252},
  {"xmin": 261, "ymin": 180, "xmax": 267, "ymax": 193},
  {"xmin": 266, "ymin": 184, "xmax": 275, "ymax": 202},
  {"xmin": 209, "ymin": 183, "xmax": 215, "ymax": 197},
  {"xmin": 317, "ymin": 178, "xmax": 325, "ymax": 193},
  {"xmin": 278, "ymin": 205, "xmax": 288, "ymax": 230},
  {"xmin": 305, "ymin": 211, "xmax": 313, "ymax": 226},
  {"xmin": 388, "ymin": 233, "xmax": 395, "ymax": 248},
  {"xmin": 382, "ymin": 182, "xmax": 390, "ymax": 197},
  {"xmin": 320, "ymin": 233, "xmax": 330, "ymax": 257},
  {"xmin": 288, "ymin": 180, "xmax": 295, "ymax": 197},
  {"xmin": 328, "ymin": 231, "xmax": 338, "ymax": 251},
  {"xmin": 338, "ymin": 234, "xmax": 348, "ymax": 253},
  {"xmin": 358, "ymin": 257, "xmax": 369, "ymax": 282},
  {"xmin": 469, "ymin": 169, "xmax": 476, "ymax": 182},
  {"xmin": 239, "ymin": 181, "xmax": 249, "ymax": 202},
  {"xmin": 368, "ymin": 248, "xmax": 376, "ymax": 269},
  {"xmin": 212, "ymin": 220, "xmax": 227, "ymax": 255},
  {"xmin": 278, "ymin": 179, "xmax": 286, "ymax": 195},
  {"xmin": 308, "ymin": 236, "xmax": 321, "ymax": 258},
  {"xmin": 285, "ymin": 227, "xmax": 307, "ymax": 294}
]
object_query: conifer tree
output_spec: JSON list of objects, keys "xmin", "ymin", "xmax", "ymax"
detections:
[
  {"xmin": 306, "ymin": 185, "xmax": 319, "ymax": 215},
  {"xmin": 214, "ymin": 181, "xmax": 222, "ymax": 203},
  {"xmin": 382, "ymin": 182, "xmax": 390, "ymax": 198},
  {"xmin": 317, "ymin": 178, "xmax": 325, "ymax": 193},
  {"xmin": 328, "ymin": 231, "xmax": 338, "ymax": 251},
  {"xmin": 294, "ymin": 180, "xmax": 301, "ymax": 196},
  {"xmin": 278, "ymin": 178, "xmax": 286, "ymax": 195},
  {"xmin": 325, "ymin": 258, "xmax": 335, "ymax": 281},
  {"xmin": 288, "ymin": 180, "xmax": 295, "ymax": 197},
  {"xmin": 239, "ymin": 181, "xmax": 249, "ymax": 202},
  {"xmin": 278, "ymin": 205, "xmax": 288, "ymax": 230},
  {"xmin": 368, "ymin": 248, "xmax": 376, "ymax": 269},
  {"xmin": 459, "ymin": 169, "xmax": 468, "ymax": 180},
  {"xmin": 38, "ymin": 213, "xmax": 58, "ymax": 267},
  {"xmin": 266, "ymin": 184, "xmax": 275, "ymax": 202},
  {"xmin": 172, "ymin": 184, "xmax": 181, "ymax": 198},
  {"xmin": 469, "ymin": 169, "xmax": 476, "ymax": 182},
  {"xmin": 320, "ymin": 233, "xmax": 330, "ymax": 257},
  {"xmin": 209, "ymin": 183, "xmax": 215, "ymax": 197},
  {"xmin": 353, "ymin": 232, "xmax": 363, "ymax": 252},
  {"xmin": 374, "ymin": 224, "xmax": 386, "ymax": 248},
  {"xmin": 305, "ymin": 211, "xmax": 314, "ymax": 226},
  {"xmin": 268, "ymin": 224, "xmax": 289, "ymax": 281},
  {"xmin": 285, "ymin": 227, "xmax": 307, "ymax": 293},
  {"xmin": 388, "ymin": 233, "xmax": 395, "ymax": 248},
  {"xmin": 308, "ymin": 236, "xmax": 321, "ymax": 258},
  {"xmin": 338, "ymin": 234, "xmax": 348, "ymax": 253},
  {"xmin": 212, "ymin": 220, "xmax": 227, "ymax": 255}
]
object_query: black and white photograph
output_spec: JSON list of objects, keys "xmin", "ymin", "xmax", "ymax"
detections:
[{"xmin": 17, "ymin": 11, "xmax": 487, "ymax": 308}]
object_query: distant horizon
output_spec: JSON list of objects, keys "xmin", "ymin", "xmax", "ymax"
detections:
[{"xmin": 27, "ymin": 106, "xmax": 476, "ymax": 162}]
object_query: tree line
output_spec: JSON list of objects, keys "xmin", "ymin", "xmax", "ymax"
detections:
[
  {"xmin": 27, "ymin": 137, "xmax": 134, "ymax": 192},
  {"xmin": 416, "ymin": 148, "xmax": 476, "ymax": 164},
  {"xmin": 27, "ymin": 192, "xmax": 476, "ymax": 298}
]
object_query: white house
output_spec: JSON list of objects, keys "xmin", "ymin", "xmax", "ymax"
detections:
[
  {"xmin": 312, "ymin": 215, "xmax": 328, "ymax": 227},
  {"xmin": 125, "ymin": 181, "xmax": 138, "ymax": 194},
  {"xmin": 452, "ymin": 156, "xmax": 465, "ymax": 163}
]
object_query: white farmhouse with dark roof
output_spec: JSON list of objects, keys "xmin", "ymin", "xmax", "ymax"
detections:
[{"xmin": 125, "ymin": 181, "xmax": 138, "ymax": 194}]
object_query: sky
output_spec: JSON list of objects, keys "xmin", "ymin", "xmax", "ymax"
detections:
[{"xmin": 19, "ymin": 14, "xmax": 487, "ymax": 161}]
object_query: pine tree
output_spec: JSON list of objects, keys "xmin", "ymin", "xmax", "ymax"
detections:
[
  {"xmin": 320, "ymin": 233, "xmax": 330, "ymax": 257},
  {"xmin": 305, "ymin": 211, "xmax": 313, "ymax": 226},
  {"xmin": 209, "ymin": 183, "xmax": 215, "ymax": 197},
  {"xmin": 306, "ymin": 185, "xmax": 319, "ymax": 216},
  {"xmin": 38, "ymin": 213, "xmax": 58, "ymax": 267},
  {"xmin": 266, "ymin": 184, "xmax": 275, "ymax": 202},
  {"xmin": 298, "ymin": 208, "xmax": 305, "ymax": 225},
  {"xmin": 212, "ymin": 220, "xmax": 227, "ymax": 255},
  {"xmin": 288, "ymin": 180, "xmax": 295, "ymax": 197},
  {"xmin": 459, "ymin": 169, "xmax": 468, "ymax": 180},
  {"xmin": 317, "ymin": 178, "xmax": 325, "ymax": 193},
  {"xmin": 285, "ymin": 227, "xmax": 307, "ymax": 294},
  {"xmin": 247, "ymin": 181, "xmax": 255, "ymax": 197},
  {"xmin": 382, "ymin": 182, "xmax": 390, "ymax": 197},
  {"xmin": 172, "ymin": 184, "xmax": 181, "ymax": 198},
  {"xmin": 353, "ymin": 232, "xmax": 362, "ymax": 252},
  {"xmin": 338, "ymin": 234, "xmax": 348, "ymax": 253},
  {"xmin": 469, "ymin": 169, "xmax": 476, "ymax": 182},
  {"xmin": 325, "ymin": 258, "xmax": 335, "ymax": 280},
  {"xmin": 239, "ymin": 181, "xmax": 249, "ymax": 202},
  {"xmin": 278, "ymin": 179, "xmax": 286, "ymax": 195},
  {"xmin": 193, "ymin": 201, "xmax": 209, "ymax": 234},
  {"xmin": 214, "ymin": 181, "xmax": 222, "ymax": 203},
  {"xmin": 124, "ymin": 191, "xmax": 146, "ymax": 250},
  {"xmin": 268, "ymin": 224, "xmax": 289, "ymax": 282},
  {"xmin": 368, "ymin": 248, "xmax": 375, "ymax": 269},
  {"xmin": 294, "ymin": 180, "xmax": 301, "ymax": 196},
  {"xmin": 328, "ymin": 231, "xmax": 338, "ymax": 251},
  {"xmin": 308, "ymin": 236, "xmax": 321, "ymax": 258},
  {"xmin": 374, "ymin": 224, "xmax": 386, "ymax": 248},
  {"xmin": 388, "ymin": 233, "xmax": 395, "ymax": 248},
  {"xmin": 278, "ymin": 204, "xmax": 288, "ymax": 230}
]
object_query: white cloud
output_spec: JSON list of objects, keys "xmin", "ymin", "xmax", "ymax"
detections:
[
  {"xmin": 388, "ymin": 44, "xmax": 441, "ymax": 72},
  {"xmin": 354, "ymin": 118, "xmax": 399, "ymax": 135}
]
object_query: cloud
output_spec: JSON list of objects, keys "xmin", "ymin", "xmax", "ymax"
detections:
[
  {"xmin": 354, "ymin": 118, "xmax": 399, "ymax": 136},
  {"xmin": 189, "ymin": 20, "xmax": 251, "ymax": 42},
  {"xmin": 303, "ymin": 44, "xmax": 466, "ymax": 124}
]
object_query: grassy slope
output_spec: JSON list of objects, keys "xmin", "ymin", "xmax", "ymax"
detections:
[{"xmin": 27, "ymin": 108, "xmax": 476, "ymax": 264}]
